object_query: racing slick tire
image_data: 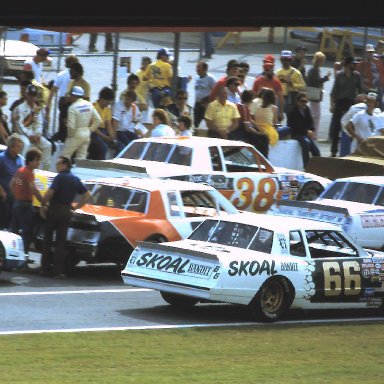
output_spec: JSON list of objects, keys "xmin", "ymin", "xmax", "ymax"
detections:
[
  {"xmin": 249, "ymin": 277, "xmax": 292, "ymax": 322},
  {"xmin": 160, "ymin": 291, "xmax": 199, "ymax": 309}
]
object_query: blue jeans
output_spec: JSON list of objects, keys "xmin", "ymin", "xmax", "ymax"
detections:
[
  {"xmin": 339, "ymin": 130, "xmax": 352, "ymax": 156},
  {"xmin": 293, "ymin": 135, "xmax": 321, "ymax": 168},
  {"xmin": 9, "ymin": 200, "xmax": 34, "ymax": 254}
]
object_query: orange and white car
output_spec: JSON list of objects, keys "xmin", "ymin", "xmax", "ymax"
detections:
[
  {"xmin": 36, "ymin": 176, "xmax": 239, "ymax": 269},
  {"xmin": 80, "ymin": 137, "xmax": 331, "ymax": 213}
]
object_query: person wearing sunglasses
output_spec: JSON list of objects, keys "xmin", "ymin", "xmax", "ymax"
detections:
[
  {"xmin": 166, "ymin": 89, "xmax": 194, "ymax": 132},
  {"xmin": 286, "ymin": 92, "xmax": 320, "ymax": 168}
]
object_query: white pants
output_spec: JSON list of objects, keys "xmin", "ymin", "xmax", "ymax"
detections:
[
  {"xmin": 62, "ymin": 128, "xmax": 91, "ymax": 160},
  {"xmin": 20, "ymin": 134, "xmax": 52, "ymax": 171},
  {"xmin": 309, "ymin": 101, "xmax": 321, "ymax": 139}
]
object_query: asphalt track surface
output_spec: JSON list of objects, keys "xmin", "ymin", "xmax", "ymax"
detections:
[{"xmin": 1, "ymin": 261, "xmax": 383, "ymax": 335}]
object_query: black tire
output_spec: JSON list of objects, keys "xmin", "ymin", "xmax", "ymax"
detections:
[
  {"xmin": 296, "ymin": 181, "xmax": 324, "ymax": 201},
  {"xmin": 249, "ymin": 278, "xmax": 291, "ymax": 322},
  {"xmin": 0, "ymin": 242, "xmax": 7, "ymax": 271},
  {"xmin": 160, "ymin": 291, "xmax": 199, "ymax": 309},
  {"xmin": 145, "ymin": 234, "xmax": 167, "ymax": 243}
]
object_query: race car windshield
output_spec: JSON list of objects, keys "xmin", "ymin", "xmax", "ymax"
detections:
[
  {"xmin": 90, "ymin": 185, "xmax": 148, "ymax": 213},
  {"xmin": 188, "ymin": 219, "xmax": 272, "ymax": 251}
]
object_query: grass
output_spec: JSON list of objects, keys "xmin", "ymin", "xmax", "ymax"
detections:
[{"xmin": 0, "ymin": 322, "xmax": 383, "ymax": 383}]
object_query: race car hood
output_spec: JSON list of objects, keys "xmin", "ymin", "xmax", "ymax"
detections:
[
  {"xmin": 76, "ymin": 205, "xmax": 144, "ymax": 222},
  {"xmin": 273, "ymin": 166, "xmax": 331, "ymax": 188}
]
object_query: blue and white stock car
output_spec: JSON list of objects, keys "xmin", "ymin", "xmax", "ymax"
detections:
[
  {"xmin": 122, "ymin": 213, "xmax": 384, "ymax": 322},
  {"xmin": 269, "ymin": 176, "xmax": 384, "ymax": 251},
  {"xmin": 0, "ymin": 230, "xmax": 26, "ymax": 272}
]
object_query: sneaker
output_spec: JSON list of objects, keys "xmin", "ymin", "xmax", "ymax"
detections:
[{"xmin": 88, "ymin": 47, "xmax": 98, "ymax": 53}]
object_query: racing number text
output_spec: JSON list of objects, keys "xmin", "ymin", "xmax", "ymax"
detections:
[{"xmin": 323, "ymin": 261, "xmax": 361, "ymax": 296}]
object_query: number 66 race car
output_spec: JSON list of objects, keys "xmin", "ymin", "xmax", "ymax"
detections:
[{"xmin": 122, "ymin": 213, "xmax": 384, "ymax": 322}]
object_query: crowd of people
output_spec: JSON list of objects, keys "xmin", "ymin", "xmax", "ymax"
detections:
[{"xmin": 2, "ymin": 41, "xmax": 384, "ymax": 275}]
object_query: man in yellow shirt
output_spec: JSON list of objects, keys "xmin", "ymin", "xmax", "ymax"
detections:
[
  {"xmin": 275, "ymin": 50, "xmax": 306, "ymax": 115},
  {"xmin": 204, "ymin": 86, "xmax": 240, "ymax": 139},
  {"xmin": 143, "ymin": 47, "xmax": 173, "ymax": 108}
]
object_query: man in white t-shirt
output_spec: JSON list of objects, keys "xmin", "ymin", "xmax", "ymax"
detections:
[
  {"xmin": 346, "ymin": 92, "xmax": 384, "ymax": 153},
  {"xmin": 23, "ymin": 48, "xmax": 50, "ymax": 84}
]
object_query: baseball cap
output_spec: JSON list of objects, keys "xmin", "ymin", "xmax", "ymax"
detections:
[
  {"xmin": 26, "ymin": 84, "xmax": 38, "ymax": 96},
  {"xmin": 157, "ymin": 47, "xmax": 170, "ymax": 57},
  {"xmin": 366, "ymin": 91, "xmax": 378, "ymax": 100},
  {"xmin": 263, "ymin": 54, "xmax": 275, "ymax": 63},
  {"xmin": 280, "ymin": 50, "xmax": 293, "ymax": 59},
  {"xmin": 36, "ymin": 48, "xmax": 50, "ymax": 57},
  {"xmin": 71, "ymin": 86, "xmax": 85, "ymax": 97},
  {"xmin": 366, "ymin": 43, "xmax": 375, "ymax": 52},
  {"xmin": 343, "ymin": 56, "xmax": 359, "ymax": 66}
]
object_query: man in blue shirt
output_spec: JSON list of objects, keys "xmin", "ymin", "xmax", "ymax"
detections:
[
  {"xmin": 40, "ymin": 156, "xmax": 91, "ymax": 278},
  {"xmin": 0, "ymin": 134, "xmax": 24, "ymax": 229}
]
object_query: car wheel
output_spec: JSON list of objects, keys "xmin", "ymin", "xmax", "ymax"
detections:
[
  {"xmin": 0, "ymin": 241, "xmax": 6, "ymax": 267},
  {"xmin": 296, "ymin": 181, "xmax": 323, "ymax": 201},
  {"xmin": 249, "ymin": 278, "xmax": 291, "ymax": 322},
  {"xmin": 160, "ymin": 291, "xmax": 199, "ymax": 309}
]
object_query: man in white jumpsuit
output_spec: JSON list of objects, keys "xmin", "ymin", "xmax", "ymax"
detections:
[
  {"xmin": 13, "ymin": 84, "xmax": 52, "ymax": 170},
  {"xmin": 62, "ymin": 86, "xmax": 101, "ymax": 160}
]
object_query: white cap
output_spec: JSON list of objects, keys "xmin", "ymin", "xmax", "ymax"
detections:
[
  {"xmin": 71, "ymin": 86, "xmax": 85, "ymax": 97},
  {"xmin": 366, "ymin": 43, "xmax": 375, "ymax": 52},
  {"xmin": 280, "ymin": 50, "xmax": 293, "ymax": 59}
]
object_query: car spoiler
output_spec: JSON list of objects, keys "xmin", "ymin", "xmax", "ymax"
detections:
[
  {"xmin": 271, "ymin": 200, "xmax": 349, "ymax": 226},
  {"xmin": 74, "ymin": 159, "xmax": 150, "ymax": 179}
]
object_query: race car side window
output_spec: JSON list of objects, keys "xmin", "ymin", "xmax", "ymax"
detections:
[
  {"xmin": 375, "ymin": 188, "xmax": 384, "ymax": 206},
  {"xmin": 119, "ymin": 141, "xmax": 148, "ymax": 159},
  {"xmin": 248, "ymin": 228, "xmax": 273, "ymax": 253},
  {"xmin": 342, "ymin": 182, "xmax": 380, "ymax": 204},
  {"xmin": 167, "ymin": 191, "xmax": 183, "ymax": 217},
  {"xmin": 289, "ymin": 230, "xmax": 306, "ymax": 257},
  {"xmin": 144, "ymin": 143, "xmax": 173, "ymax": 162},
  {"xmin": 320, "ymin": 181, "xmax": 347, "ymax": 200},
  {"xmin": 209, "ymin": 147, "xmax": 223, "ymax": 171},
  {"xmin": 168, "ymin": 146, "xmax": 192, "ymax": 166}
]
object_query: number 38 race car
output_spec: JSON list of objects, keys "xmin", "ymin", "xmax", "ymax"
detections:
[{"xmin": 122, "ymin": 213, "xmax": 384, "ymax": 322}]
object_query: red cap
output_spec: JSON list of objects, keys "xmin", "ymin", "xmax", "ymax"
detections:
[{"xmin": 263, "ymin": 54, "xmax": 275, "ymax": 64}]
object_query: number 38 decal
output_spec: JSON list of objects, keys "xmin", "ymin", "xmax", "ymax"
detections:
[{"xmin": 230, "ymin": 177, "xmax": 278, "ymax": 212}]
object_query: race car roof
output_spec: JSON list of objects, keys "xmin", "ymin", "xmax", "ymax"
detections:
[
  {"xmin": 85, "ymin": 176, "xmax": 218, "ymax": 192},
  {"xmin": 334, "ymin": 175, "xmax": 384, "ymax": 186},
  {"xmin": 212, "ymin": 212, "xmax": 341, "ymax": 232}
]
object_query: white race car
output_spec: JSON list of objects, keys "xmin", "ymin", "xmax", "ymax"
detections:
[
  {"xmin": 122, "ymin": 213, "xmax": 384, "ymax": 322},
  {"xmin": 269, "ymin": 176, "xmax": 384, "ymax": 250},
  {"xmin": 0, "ymin": 230, "xmax": 26, "ymax": 271},
  {"xmin": 77, "ymin": 137, "xmax": 331, "ymax": 213}
]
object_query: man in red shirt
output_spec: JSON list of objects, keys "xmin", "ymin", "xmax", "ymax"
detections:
[
  {"xmin": 10, "ymin": 148, "xmax": 44, "ymax": 263},
  {"xmin": 252, "ymin": 60, "xmax": 284, "ymax": 122},
  {"xmin": 209, "ymin": 59, "xmax": 240, "ymax": 102}
]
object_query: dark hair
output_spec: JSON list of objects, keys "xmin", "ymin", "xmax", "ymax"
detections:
[
  {"xmin": 58, "ymin": 156, "xmax": 72, "ymax": 169},
  {"xmin": 239, "ymin": 61, "xmax": 250, "ymax": 72},
  {"xmin": 70, "ymin": 62, "xmax": 84, "ymax": 76},
  {"xmin": 175, "ymin": 89, "xmax": 188, "ymax": 98},
  {"xmin": 65, "ymin": 54, "xmax": 79, "ymax": 68},
  {"xmin": 123, "ymin": 90, "xmax": 137, "ymax": 102},
  {"xmin": 226, "ymin": 59, "xmax": 240, "ymax": 71},
  {"xmin": 178, "ymin": 115, "xmax": 192, "ymax": 129},
  {"xmin": 295, "ymin": 91, "xmax": 308, "ymax": 102},
  {"xmin": 261, "ymin": 88, "xmax": 276, "ymax": 107},
  {"xmin": 226, "ymin": 76, "xmax": 240, "ymax": 87},
  {"xmin": 197, "ymin": 61, "xmax": 208, "ymax": 70},
  {"xmin": 21, "ymin": 70, "xmax": 34, "ymax": 81},
  {"xmin": 141, "ymin": 56, "xmax": 152, "ymax": 64},
  {"xmin": 241, "ymin": 89, "xmax": 255, "ymax": 104},
  {"xmin": 127, "ymin": 73, "xmax": 140, "ymax": 85},
  {"xmin": 20, "ymin": 80, "xmax": 32, "ymax": 88},
  {"xmin": 99, "ymin": 86, "xmax": 115, "ymax": 101},
  {"xmin": 0, "ymin": 90, "xmax": 7, "ymax": 99},
  {"xmin": 25, "ymin": 148, "xmax": 42, "ymax": 164}
]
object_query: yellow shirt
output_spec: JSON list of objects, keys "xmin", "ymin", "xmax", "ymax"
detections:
[
  {"xmin": 66, "ymin": 79, "xmax": 91, "ymax": 100},
  {"xmin": 93, "ymin": 101, "xmax": 112, "ymax": 129},
  {"xmin": 143, "ymin": 60, "xmax": 173, "ymax": 89},
  {"xmin": 204, "ymin": 100, "xmax": 240, "ymax": 133},
  {"xmin": 135, "ymin": 68, "xmax": 150, "ymax": 104},
  {"xmin": 275, "ymin": 66, "xmax": 306, "ymax": 96}
]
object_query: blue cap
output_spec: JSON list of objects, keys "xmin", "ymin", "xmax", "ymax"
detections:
[{"xmin": 158, "ymin": 47, "xmax": 170, "ymax": 57}]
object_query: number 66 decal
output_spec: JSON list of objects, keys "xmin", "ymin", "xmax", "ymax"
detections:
[
  {"xmin": 323, "ymin": 261, "xmax": 361, "ymax": 296},
  {"xmin": 231, "ymin": 177, "xmax": 278, "ymax": 212}
]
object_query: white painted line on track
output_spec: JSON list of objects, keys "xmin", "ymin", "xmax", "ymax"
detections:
[
  {"xmin": 1, "ymin": 317, "xmax": 384, "ymax": 336},
  {"xmin": 0, "ymin": 288, "xmax": 152, "ymax": 296}
]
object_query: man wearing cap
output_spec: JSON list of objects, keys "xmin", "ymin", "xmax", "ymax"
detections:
[
  {"xmin": 62, "ymin": 86, "xmax": 101, "ymax": 161},
  {"xmin": 275, "ymin": 50, "xmax": 306, "ymax": 115},
  {"xmin": 23, "ymin": 48, "xmax": 50, "ymax": 85},
  {"xmin": 13, "ymin": 84, "xmax": 52, "ymax": 170},
  {"xmin": 346, "ymin": 91, "xmax": 384, "ymax": 153},
  {"xmin": 355, "ymin": 43, "xmax": 384, "ymax": 109},
  {"xmin": 291, "ymin": 46, "xmax": 308, "ymax": 80},
  {"xmin": 252, "ymin": 58, "xmax": 284, "ymax": 122},
  {"xmin": 143, "ymin": 47, "xmax": 173, "ymax": 108},
  {"xmin": 329, "ymin": 56, "xmax": 363, "ymax": 157},
  {"xmin": 209, "ymin": 59, "xmax": 240, "ymax": 102}
]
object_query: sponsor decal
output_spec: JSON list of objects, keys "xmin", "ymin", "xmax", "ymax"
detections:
[
  {"xmin": 367, "ymin": 297, "xmax": 383, "ymax": 307},
  {"xmin": 189, "ymin": 174, "xmax": 233, "ymax": 190},
  {"xmin": 277, "ymin": 233, "xmax": 289, "ymax": 254},
  {"xmin": 363, "ymin": 288, "xmax": 375, "ymax": 297},
  {"xmin": 228, "ymin": 259, "xmax": 277, "ymax": 277},
  {"xmin": 362, "ymin": 269, "xmax": 371, "ymax": 278},
  {"xmin": 280, "ymin": 262, "xmax": 298, "ymax": 271},
  {"xmin": 133, "ymin": 251, "xmax": 214, "ymax": 278},
  {"xmin": 360, "ymin": 215, "xmax": 384, "ymax": 228}
]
